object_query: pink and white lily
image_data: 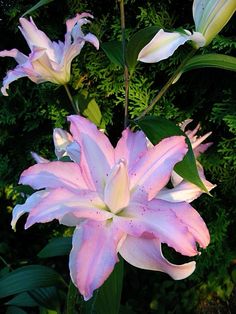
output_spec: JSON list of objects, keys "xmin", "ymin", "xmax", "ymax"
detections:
[
  {"xmin": 158, "ymin": 119, "xmax": 215, "ymax": 203},
  {"xmin": 138, "ymin": 0, "xmax": 236, "ymax": 63},
  {"xmin": 0, "ymin": 13, "xmax": 99, "ymax": 96},
  {"xmin": 12, "ymin": 116, "xmax": 210, "ymax": 300}
]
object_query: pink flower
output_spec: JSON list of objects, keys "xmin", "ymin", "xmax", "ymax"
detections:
[
  {"xmin": 158, "ymin": 119, "xmax": 215, "ymax": 203},
  {"xmin": 12, "ymin": 116, "xmax": 210, "ymax": 300},
  {"xmin": 0, "ymin": 13, "xmax": 99, "ymax": 96}
]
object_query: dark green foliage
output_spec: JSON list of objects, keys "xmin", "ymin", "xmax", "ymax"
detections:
[{"xmin": 0, "ymin": 0, "xmax": 235, "ymax": 313}]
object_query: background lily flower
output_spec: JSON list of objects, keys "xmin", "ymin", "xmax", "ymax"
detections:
[
  {"xmin": 12, "ymin": 115, "xmax": 210, "ymax": 300},
  {"xmin": 159, "ymin": 119, "xmax": 215, "ymax": 203},
  {"xmin": 138, "ymin": 0, "xmax": 236, "ymax": 63},
  {"xmin": 0, "ymin": 13, "xmax": 99, "ymax": 96}
]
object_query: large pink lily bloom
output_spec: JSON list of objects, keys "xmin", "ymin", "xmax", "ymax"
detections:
[
  {"xmin": 12, "ymin": 116, "xmax": 210, "ymax": 300},
  {"xmin": 0, "ymin": 13, "xmax": 99, "ymax": 96}
]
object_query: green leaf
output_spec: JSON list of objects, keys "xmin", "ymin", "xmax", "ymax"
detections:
[
  {"xmin": 101, "ymin": 41, "xmax": 124, "ymax": 67},
  {"xmin": 6, "ymin": 292, "xmax": 38, "ymax": 307},
  {"xmin": 29, "ymin": 287, "xmax": 60, "ymax": 311},
  {"xmin": 75, "ymin": 90, "xmax": 102, "ymax": 127},
  {"xmin": 6, "ymin": 306, "xmax": 28, "ymax": 314},
  {"xmin": 126, "ymin": 26, "xmax": 159, "ymax": 74},
  {"xmin": 94, "ymin": 258, "xmax": 124, "ymax": 314},
  {"xmin": 21, "ymin": 0, "xmax": 54, "ymax": 17},
  {"xmin": 182, "ymin": 54, "xmax": 236, "ymax": 73},
  {"xmin": 0, "ymin": 265, "xmax": 64, "ymax": 299},
  {"xmin": 136, "ymin": 116, "xmax": 208, "ymax": 192},
  {"xmin": 38, "ymin": 237, "xmax": 72, "ymax": 258}
]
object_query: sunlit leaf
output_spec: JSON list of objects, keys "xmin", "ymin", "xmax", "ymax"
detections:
[
  {"xmin": 75, "ymin": 90, "xmax": 102, "ymax": 127},
  {"xmin": 182, "ymin": 54, "xmax": 236, "ymax": 74},
  {"xmin": 136, "ymin": 116, "xmax": 208, "ymax": 192}
]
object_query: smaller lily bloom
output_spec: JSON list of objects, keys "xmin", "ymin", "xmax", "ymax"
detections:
[
  {"xmin": 138, "ymin": 0, "xmax": 236, "ymax": 63},
  {"xmin": 0, "ymin": 13, "xmax": 99, "ymax": 96},
  {"xmin": 159, "ymin": 119, "xmax": 215, "ymax": 203},
  {"xmin": 12, "ymin": 115, "xmax": 210, "ymax": 301},
  {"xmin": 31, "ymin": 127, "xmax": 81, "ymax": 164}
]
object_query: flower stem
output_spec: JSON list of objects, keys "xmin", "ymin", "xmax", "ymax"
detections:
[
  {"xmin": 64, "ymin": 84, "xmax": 80, "ymax": 114},
  {"xmin": 136, "ymin": 48, "xmax": 197, "ymax": 119},
  {"xmin": 66, "ymin": 280, "xmax": 78, "ymax": 314},
  {"xmin": 119, "ymin": 0, "xmax": 129, "ymax": 129}
]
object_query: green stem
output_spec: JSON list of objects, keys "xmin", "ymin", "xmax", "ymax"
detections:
[
  {"xmin": 0, "ymin": 255, "xmax": 11, "ymax": 269},
  {"xmin": 136, "ymin": 48, "xmax": 197, "ymax": 119},
  {"xmin": 66, "ymin": 280, "xmax": 78, "ymax": 314},
  {"xmin": 119, "ymin": 0, "xmax": 129, "ymax": 129},
  {"xmin": 64, "ymin": 84, "xmax": 80, "ymax": 114}
]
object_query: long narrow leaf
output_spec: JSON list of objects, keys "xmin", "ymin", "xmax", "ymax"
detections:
[
  {"xmin": 0, "ymin": 265, "xmax": 63, "ymax": 299},
  {"xmin": 22, "ymin": 0, "xmax": 54, "ymax": 17},
  {"xmin": 182, "ymin": 54, "xmax": 236, "ymax": 73}
]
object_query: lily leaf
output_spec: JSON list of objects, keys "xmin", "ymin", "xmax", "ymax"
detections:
[
  {"xmin": 6, "ymin": 292, "xmax": 38, "ymax": 307},
  {"xmin": 101, "ymin": 41, "xmax": 124, "ymax": 67},
  {"xmin": 29, "ymin": 287, "xmax": 60, "ymax": 311},
  {"xmin": 0, "ymin": 265, "xmax": 64, "ymax": 299},
  {"xmin": 6, "ymin": 306, "xmax": 28, "ymax": 314},
  {"xmin": 182, "ymin": 54, "xmax": 236, "ymax": 73},
  {"xmin": 22, "ymin": 0, "xmax": 54, "ymax": 17},
  {"xmin": 126, "ymin": 26, "xmax": 160, "ymax": 74},
  {"xmin": 75, "ymin": 90, "xmax": 102, "ymax": 127},
  {"xmin": 94, "ymin": 258, "xmax": 124, "ymax": 314},
  {"xmin": 38, "ymin": 237, "xmax": 72, "ymax": 258},
  {"xmin": 136, "ymin": 116, "xmax": 208, "ymax": 192}
]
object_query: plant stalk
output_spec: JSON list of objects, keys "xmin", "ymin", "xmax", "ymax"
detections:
[
  {"xmin": 64, "ymin": 84, "xmax": 80, "ymax": 114},
  {"xmin": 119, "ymin": 0, "xmax": 129, "ymax": 128},
  {"xmin": 137, "ymin": 48, "xmax": 197, "ymax": 119}
]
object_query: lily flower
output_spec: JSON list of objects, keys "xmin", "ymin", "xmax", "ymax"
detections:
[
  {"xmin": 31, "ymin": 127, "xmax": 81, "ymax": 164},
  {"xmin": 158, "ymin": 119, "xmax": 215, "ymax": 203},
  {"xmin": 138, "ymin": 0, "xmax": 236, "ymax": 63},
  {"xmin": 12, "ymin": 115, "xmax": 210, "ymax": 300},
  {"xmin": 0, "ymin": 13, "xmax": 99, "ymax": 96}
]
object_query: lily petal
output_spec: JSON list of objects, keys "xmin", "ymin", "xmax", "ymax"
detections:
[
  {"xmin": 68, "ymin": 115, "xmax": 115, "ymax": 192},
  {"xmin": 0, "ymin": 48, "xmax": 27, "ymax": 64},
  {"xmin": 115, "ymin": 128, "xmax": 147, "ymax": 170},
  {"xmin": 193, "ymin": 0, "xmax": 236, "ymax": 46},
  {"xmin": 19, "ymin": 161, "xmax": 88, "ymax": 191},
  {"xmin": 1, "ymin": 66, "xmax": 28, "ymax": 96},
  {"xmin": 115, "ymin": 199, "xmax": 209, "ymax": 256},
  {"xmin": 119, "ymin": 236, "xmax": 196, "ymax": 279},
  {"xmin": 25, "ymin": 188, "xmax": 110, "ymax": 229},
  {"xmin": 104, "ymin": 159, "xmax": 130, "ymax": 214},
  {"xmin": 130, "ymin": 136, "xmax": 188, "ymax": 201},
  {"xmin": 11, "ymin": 190, "xmax": 49, "ymax": 231},
  {"xmin": 19, "ymin": 17, "xmax": 56, "ymax": 60},
  {"xmin": 69, "ymin": 221, "xmax": 123, "ymax": 300},
  {"xmin": 138, "ymin": 29, "xmax": 191, "ymax": 63},
  {"xmin": 157, "ymin": 177, "xmax": 216, "ymax": 203}
]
